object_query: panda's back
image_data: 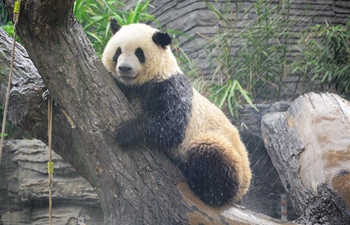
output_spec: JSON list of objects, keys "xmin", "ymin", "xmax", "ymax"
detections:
[
  {"xmin": 177, "ymin": 89, "xmax": 241, "ymax": 154},
  {"xmin": 190, "ymin": 89, "xmax": 235, "ymax": 132},
  {"xmin": 177, "ymin": 88, "xmax": 251, "ymax": 201}
]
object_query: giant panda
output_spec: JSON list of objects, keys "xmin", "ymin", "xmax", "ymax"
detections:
[{"xmin": 102, "ymin": 19, "xmax": 251, "ymax": 206}]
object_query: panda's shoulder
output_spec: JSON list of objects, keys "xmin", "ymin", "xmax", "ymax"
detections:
[
  {"xmin": 147, "ymin": 74, "xmax": 192, "ymax": 96},
  {"xmin": 143, "ymin": 74, "xmax": 193, "ymax": 112}
]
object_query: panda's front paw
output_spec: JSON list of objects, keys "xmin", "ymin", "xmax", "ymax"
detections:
[{"xmin": 115, "ymin": 121, "xmax": 136, "ymax": 149}]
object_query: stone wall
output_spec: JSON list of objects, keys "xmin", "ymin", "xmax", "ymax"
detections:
[
  {"xmin": 0, "ymin": 140, "xmax": 103, "ymax": 225},
  {"xmin": 146, "ymin": 0, "xmax": 350, "ymax": 101}
]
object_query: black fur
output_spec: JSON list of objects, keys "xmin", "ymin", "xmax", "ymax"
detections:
[
  {"xmin": 113, "ymin": 47, "xmax": 122, "ymax": 62},
  {"xmin": 110, "ymin": 18, "xmax": 121, "ymax": 34},
  {"xmin": 152, "ymin": 32, "xmax": 172, "ymax": 49},
  {"xmin": 135, "ymin": 47, "xmax": 145, "ymax": 63},
  {"xmin": 180, "ymin": 145, "xmax": 239, "ymax": 206},
  {"xmin": 115, "ymin": 74, "xmax": 193, "ymax": 151}
]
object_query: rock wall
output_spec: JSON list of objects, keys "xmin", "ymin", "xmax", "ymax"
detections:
[
  {"xmin": 145, "ymin": 0, "xmax": 350, "ymax": 101},
  {"xmin": 0, "ymin": 140, "xmax": 103, "ymax": 225}
]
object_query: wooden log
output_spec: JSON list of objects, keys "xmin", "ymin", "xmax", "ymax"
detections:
[{"xmin": 262, "ymin": 92, "xmax": 350, "ymax": 224}]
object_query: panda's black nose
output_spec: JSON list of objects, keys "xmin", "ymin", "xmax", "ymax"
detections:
[{"xmin": 118, "ymin": 66, "xmax": 132, "ymax": 72}]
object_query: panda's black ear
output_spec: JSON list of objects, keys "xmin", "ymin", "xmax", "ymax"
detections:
[
  {"xmin": 152, "ymin": 31, "xmax": 172, "ymax": 49},
  {"xmin": 110, "ymin": 18, "xmax": 121, "ymax": 34}
]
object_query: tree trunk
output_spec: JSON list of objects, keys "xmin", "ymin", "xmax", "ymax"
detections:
[
  {"xmin": 3, "ymin": 0, "xmax": 189, "ymax": 223},
  {"xmin": 1, "ymin": 0, "xmax": 292, "ymax": 224}
]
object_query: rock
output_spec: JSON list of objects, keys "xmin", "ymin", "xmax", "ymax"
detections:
[
  {"xmin": 261, "ymin": 92, "xmax": 350, "ymax": 224},
  {"xmin": 0, "ymin": 140, "xmax": 103, "ymax": 225},
  {"xmin": 239, "ymin": 102, "xmax": 291, "ymax": 138}
]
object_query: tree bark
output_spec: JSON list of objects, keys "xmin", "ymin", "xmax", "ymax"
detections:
[
  {"xmin": 261, "ymin": 93, "xmax": 350, "ymax": 224},
  {"xmin": 3, "ymin": 0, "xmax": 190, "ymax": 223},
  {"xmin": 1, "ymin": 0, "xmax": 293, "ymax": 224}
]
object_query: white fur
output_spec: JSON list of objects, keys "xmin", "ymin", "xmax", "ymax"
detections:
[
  {"xmin": 173, "ymin": 89, "xmax": 252, "ymax": 200},
  {"xmin": 102, "ymin": 23, "xmax": 182, "ymax": 85},
  {"xmin": 102, "ymin": 23, "xmax": 251, "ymax": 204}
]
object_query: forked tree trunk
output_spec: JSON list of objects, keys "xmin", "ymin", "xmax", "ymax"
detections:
[
  {"xmin": 2, "ymin": 0, "xmax": 190, "ymax": 224},
  {"xmin": 1, "ymin": 0, "xmax": 292, "ymax": 224}
]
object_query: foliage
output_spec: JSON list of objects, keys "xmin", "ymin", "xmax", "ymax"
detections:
[
  {"xmin": 0, "ymin": 0, "xmax": 20, "ymax": 42},
  {"xmin": 202, "ymin": 0, "xmax": 294, "ymax": 117},
  {"xmin": 1, "ymin": 22, "xmax": 14, "ymax": 35},
  {"xmin": 211, "ymin": 80, "xmax": 256, "ymax": 118},
  {"xmin": 292, "ymin": 21, "xmax": 350, "ymax": 98},
  {"xmin": 1, "ymin": 21, "xmax": 21, "ymax": 42},
  {"xmin": 169, "ymin": 30, "xmax": 203, "ymax": 91},
  {"xmin": 232, "ymin": 0, "xmax": 291, "ymax": 101},
  {"xmin": 0, "ymin": 0, "xmax": 9, "ymax": 26},
  {"xmin": 73, "ymin": 0, "xmax": 157, "ymax": 56}
]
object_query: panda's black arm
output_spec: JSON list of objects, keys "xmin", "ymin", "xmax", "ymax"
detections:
[
  {"xmin": 115, "ymin": 75, "xmax": 193, "ymax": 151},
  {"xmin": 116, "ymin": 115, "xmax": 184, "ymax": 150}
]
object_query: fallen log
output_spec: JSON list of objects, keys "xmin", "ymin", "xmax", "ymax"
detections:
[{"xmin": 262, "ymin": 92, "xmax": 350, "ymax": 224}]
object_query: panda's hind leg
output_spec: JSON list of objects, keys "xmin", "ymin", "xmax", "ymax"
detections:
[{"xmin": 180, "ymin": 133, "xmax": 243, "ymax": 206}]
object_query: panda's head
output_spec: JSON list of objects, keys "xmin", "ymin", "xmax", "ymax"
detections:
[{"xmin": 102, "ymin": 19, "xmax": 181, "ymax": 86}]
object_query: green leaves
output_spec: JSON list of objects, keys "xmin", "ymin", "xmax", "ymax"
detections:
[
  {"xmin": 73, "ymin": 0, "xmax": 156, "ymax": 56},
  {"xmin": 210, "ymin": 80, "xmax": 258, "ymax": 118},
  {"xmin": 293, "ymin": 21, "xmax": 350, "ymax": 97},
  {"xmin": 202, "ymin": 0, "xmax": 294, "ymax": 119},
  {"xmin": 111, "ymin": 0, "xmax": 156, "ymax": 25}
]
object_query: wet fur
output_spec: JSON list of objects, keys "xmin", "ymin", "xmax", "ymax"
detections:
[
  {"xmin": 115, "ymin": 74, "xmax": 193, "ymax": 151},
  {"xmin": 102, "ymin": 22, "xmax": 251, "ymax": 206}
]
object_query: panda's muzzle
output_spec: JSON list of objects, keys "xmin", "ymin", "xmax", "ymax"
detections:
[
  {"xmin": 117, "ymin": 65, "xmax": 138, "ymax": 81},
  {"xmin": 118, "ymin": 66, "xmax": 132, "ymax": 73}
]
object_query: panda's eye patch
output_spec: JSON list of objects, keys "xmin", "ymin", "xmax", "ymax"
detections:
[
  {"xmin": 135, "ymin": 47, "xmax": 145, "ymax": 63},
  {"xmin": 113, "ymin": 47, "xmax": 122, "ymax": 62}
]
